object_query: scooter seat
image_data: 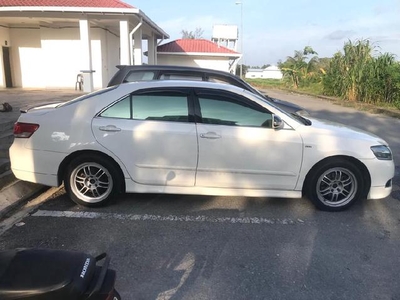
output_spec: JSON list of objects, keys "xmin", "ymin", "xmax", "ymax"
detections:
[{"xmin": 0, "ymin": 248, "xmax": 96, "ymax": 300}]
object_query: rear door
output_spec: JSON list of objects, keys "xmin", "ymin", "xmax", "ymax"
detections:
[{"xmin": 92, "ymin": 88, "xmax": 198, "ymax": 186}]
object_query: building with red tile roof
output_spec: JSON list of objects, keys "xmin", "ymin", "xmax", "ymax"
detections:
[
  {"xmin": 157, "ymin": 39, "xmax": 240, "ymax": 55},
  {"xmin": 155, "ymin": 39, "xmax": 241, "ymax": 73},
  {"xmin": 0, "ymin": 0, "xmax": 168, "ymax": 91},
  {"xmin": 0, "ymin": 0, "xmax": 134, "ymax": 8}
]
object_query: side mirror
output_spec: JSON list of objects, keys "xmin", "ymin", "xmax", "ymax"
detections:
[{"xmin": 272, "ymin": 115, "xmax": 284, "ymax": 129}]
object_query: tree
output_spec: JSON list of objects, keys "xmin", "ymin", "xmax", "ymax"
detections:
[
  {"xmin": 279, "ymin": 46, "xmax": 319, "ymax": 88},
  {"xmin": 181, "ymin": 27, "xmax": 204, "ymax": 39}
]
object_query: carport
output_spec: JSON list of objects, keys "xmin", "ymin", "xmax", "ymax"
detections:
[{"xmin": 0, "ymin": 1, "xmax": 169, "ymax": 91}]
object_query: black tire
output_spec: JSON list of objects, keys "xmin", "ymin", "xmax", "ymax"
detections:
[
  {"xmin": 306, "ymin": 158, "xmax": 364, "ymax": 212},
  {"xmin": 64, "ymin": 154, "xmax": 121, "ymax": 207}
]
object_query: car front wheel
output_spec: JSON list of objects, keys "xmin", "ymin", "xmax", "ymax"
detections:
[
  {"xmin": 306, "ymin": 159, "xmax": 364, "ymax": 211},
  {"xmin": 64, "ymin": 155, "xmax": 120, "ymax": 207}
]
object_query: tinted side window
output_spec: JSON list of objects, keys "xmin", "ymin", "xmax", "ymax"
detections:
[
  {"xmin": 198, "ymin": 95, "xmax": 272, "ymax": 127},
  {"xmin": 132, "ymin": 93, "xmax": 189, "ymax": 122},
  {"xmin": 124, "ymin": 71, "xmax": 156, "ymax": 82},
  {"xmin": 100, "ymin": 96, "xmax": 131, "ymax": 119}
]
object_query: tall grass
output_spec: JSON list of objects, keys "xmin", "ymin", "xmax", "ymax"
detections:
[{"xmin": 323, "ymin": 40, "xmax": 400, "ymax": 108}]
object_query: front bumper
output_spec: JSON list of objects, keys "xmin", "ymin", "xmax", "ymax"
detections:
[{"xmin": 360, "ymin": 157, "xmax": 395, "ymax": 200}]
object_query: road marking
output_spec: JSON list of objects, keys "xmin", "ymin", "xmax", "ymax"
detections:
[{"xmin": 31, "ymin": 210, "xmax": 305, "ymax": 225}]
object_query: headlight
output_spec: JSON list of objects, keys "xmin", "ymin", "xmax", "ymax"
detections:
[{"xmin": 371, "ymin": 145, "xmax": 392, "ymax": 160}]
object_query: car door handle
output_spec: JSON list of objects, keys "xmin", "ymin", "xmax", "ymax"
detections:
[
  {"xmin": 99, "ymin": 125, "xmax": 121, "ymax": 132},
  {"xmin": 200, "ymin": 132, "xmax": 221, "ymax": 139}
]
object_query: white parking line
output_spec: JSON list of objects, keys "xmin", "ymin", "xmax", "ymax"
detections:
[{"xmin": 31, "ymin": 210, "xmax": 305, "ymax": 225}]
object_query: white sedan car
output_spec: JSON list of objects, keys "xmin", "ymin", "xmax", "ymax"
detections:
[{"xmin": 10, "ymin": 81, "xmax": 394, "ymax": 211}]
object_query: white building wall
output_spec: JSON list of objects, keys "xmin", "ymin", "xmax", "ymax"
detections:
[
  {"xmin": 2, "ymin": 26, "xmax": 114, "ymax": 89},
  {"xmin": 264, "ymin": 70, "xmax": 283, "ymax": 79},
  {"xmin": 158, "ymin": 54, "xmax": 231, "ymax": 72},
  {"xmin": 193, "ymin": 58, "xmax": 230, "ymax": 72},
  {"xmin": 245, "ymin": 70, "xmax": 263, "ymax": 79},
  {"xmin": 245, "ymin": 69, "xmax": 283, "ymax": 79},
  {"xmin": 41, "ymin": 27, "xmax": 104, "ymax": 89},
  {"xmin": 9, "ymin": 28, "xmax": 44, "ymax": 88},
  {"xmin": 40, "ymin": 28, "xmax": 81, "ymax": 89}
]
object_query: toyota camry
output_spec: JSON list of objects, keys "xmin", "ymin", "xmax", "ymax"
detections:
[{"xmin": 10, "ymin": 81, "xmax": 395, "ymax": 211}]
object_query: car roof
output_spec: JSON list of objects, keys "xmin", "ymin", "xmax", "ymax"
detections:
[
  {"xmin": 112, "ymin": 64, "xmax": 262, "ymax": 96},
  {"xmin": 117, "ymin": 79, "xmax": 247, "ymax": 94}
]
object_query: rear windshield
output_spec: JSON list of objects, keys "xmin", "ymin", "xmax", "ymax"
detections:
[{"xmin": 57, "ymin": 86, "xmax": 118, "ymax": 108}]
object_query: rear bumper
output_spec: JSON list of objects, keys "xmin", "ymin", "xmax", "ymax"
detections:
[
  {"xmin": 10, "ymin": 140, "xmax": 65, "ymax": 187},
  {"xmin": 11, "ymin": 169, "xmax": 59, "ymax": 187}
]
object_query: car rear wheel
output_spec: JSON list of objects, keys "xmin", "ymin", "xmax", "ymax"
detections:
[
  {"xmin": 306, "ymin": 159, "xmax": 364, "ymax": 211},
  {"xmin": 64, "ymin": 155, "xmax": 120, "ymax": 207}
]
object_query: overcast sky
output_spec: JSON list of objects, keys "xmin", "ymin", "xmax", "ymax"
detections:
[{"xmin": 127, "ymin": 0, "xmax": 400, "ymax": 66}]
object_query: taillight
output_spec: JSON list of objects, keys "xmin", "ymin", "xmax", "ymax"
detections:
[{"xmin": 13, "ymin": 122, "xmax": 39, "ymax": 138}]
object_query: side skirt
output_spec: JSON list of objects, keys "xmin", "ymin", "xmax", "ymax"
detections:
[{"xmin": 124, "ymin": 179, "xmax": 302, "ymax": 198}]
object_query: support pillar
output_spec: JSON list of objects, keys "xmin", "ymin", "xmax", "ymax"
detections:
[
  {"xmin": 79, "ymin": 19, "xmax": 94, "ymax": 92},
  {"xmin": 133, "ymin": 28, "xmax": 142, "ymax": 65},
  {"xmin": 148, "ymin": 33, "xmax": 156, "ymax": 65},
  {"xmin": 119, "ymin": 20, "xmax": 130, "ymax": 65}
]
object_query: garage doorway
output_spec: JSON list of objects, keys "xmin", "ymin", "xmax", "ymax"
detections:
[{"xmin": 2, "ymin": 47, "xmax": 13, "ymax": 88}]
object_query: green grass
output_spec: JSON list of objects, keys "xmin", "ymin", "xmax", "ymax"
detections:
[
  {"xmin": 297, "ymin": 82, "xmax": 324, "ymax": 95},
  {"xmin": 245, "ymin": 78, "xmax": 400, "ymax": 112},
  {"xmin": 245, "ymin": 78, "xmax": 323, "ymax": 95},
  {"xmin": 245, "ymin": 78, "xmax": 284, "ymax": 89}
]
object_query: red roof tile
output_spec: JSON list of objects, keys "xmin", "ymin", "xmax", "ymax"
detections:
[
  {"xmin": 0, "ymin": 0, "xmax": 134, "ymax": 8},
  {"xmin": 157, "ymin": 39, "xmax": 240, "ymax": 55}
]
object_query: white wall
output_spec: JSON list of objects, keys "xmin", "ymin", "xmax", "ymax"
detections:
[
  {"xmin": 158, "ymin": 54, "xmax": 232, "ymax": 72},
  {"xmin": 245, "ymin": 69, "xmax": 283, "ymax": 80},
  {"xmin": 9, "ymin": 28, "xmax": 44, "ymax": 88},
  {"xmin": 40, "ymin": 28, "xmax": 81, "ymax": 89},
  {"xmin": 2, "ymin": 26, "xmax": 115, "ymax": 89},
  {"xmin": 41, "ymin": 27, "xmax": 105, "ymax": 89}
]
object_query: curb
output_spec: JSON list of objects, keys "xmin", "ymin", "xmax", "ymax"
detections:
[{"xmin": 0, "ymin": 180, "xmax": 48, "ymax": 219}]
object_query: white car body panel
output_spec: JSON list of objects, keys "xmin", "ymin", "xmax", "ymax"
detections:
[
  {"xmin": 92, "ymin": 118, "xmax": 198, "ymax": 186},
  {"xmin": 196, "ymin": 123, "xmax": 303, "ymax": 189},
  {"xmin": 9, "ymin": 81, "xmax": 395, "ymax": 202}
]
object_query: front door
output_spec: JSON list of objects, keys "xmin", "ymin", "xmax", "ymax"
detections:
[
  {"xmin": 194, "ymin": 90, "xmax": 303, "ymax": 190},
  {"xmin": 92, "ymin": 89, "xmax": 198, "ymax": 186}
]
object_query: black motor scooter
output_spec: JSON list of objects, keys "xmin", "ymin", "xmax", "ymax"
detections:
[{"xmin": 0, "ymin": 248, "xmax": 120, "ymax": 300}]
